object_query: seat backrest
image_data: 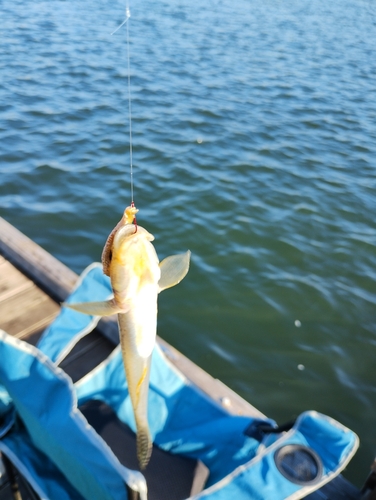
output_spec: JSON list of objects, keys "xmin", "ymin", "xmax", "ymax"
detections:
[{"xmin": 0, "ymin": 330, "xmax": 147, "ymax": 500}]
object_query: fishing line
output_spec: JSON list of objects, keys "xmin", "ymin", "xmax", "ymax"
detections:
[{"xmin": 111, "ymin": 2, "xmax": 135, "ymax": 209}]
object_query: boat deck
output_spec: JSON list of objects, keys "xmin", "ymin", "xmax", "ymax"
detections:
[
  {"xmin": 0, "ymin": 216, "xmax": 364, "ymax": 499},
  {"xmin": 0, "ymin": 254, "xmax": 59, "ymax": 342}
]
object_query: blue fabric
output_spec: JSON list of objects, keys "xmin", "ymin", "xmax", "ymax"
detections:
[
  {"xmin": 0, "ymin": 331, "xmax": 138, "ymax": 500},
  {"xmin": 37, "ymin": 263, "xmax": 113, "ymax": 364}
]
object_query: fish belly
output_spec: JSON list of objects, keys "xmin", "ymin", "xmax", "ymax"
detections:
[{"xmin": 117, "ymin": 303, "xmax": 156, "ymax": 470}]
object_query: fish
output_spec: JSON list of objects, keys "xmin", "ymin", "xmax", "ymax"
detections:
[{"xmin": 64, "ymin": 205, "xmax": 190, "ymax": 469}]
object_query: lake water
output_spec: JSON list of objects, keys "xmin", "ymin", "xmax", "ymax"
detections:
[{"xmin": 1, "ymin": 0, "xmax": 376, "ymax": 487}]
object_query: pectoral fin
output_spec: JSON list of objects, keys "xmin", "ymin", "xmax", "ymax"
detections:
[
  {"xmin": 63, "ymin": 298, "xmax": 129, "ymax": 316},
  {"xmin": 158, "ymin": 250, "xmax": 191, "ymax": 292}
]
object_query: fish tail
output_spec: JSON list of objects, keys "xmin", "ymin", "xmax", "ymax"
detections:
[{"xmin": 137, "ymin": 425, "xmax": 152, "ymax": 470}]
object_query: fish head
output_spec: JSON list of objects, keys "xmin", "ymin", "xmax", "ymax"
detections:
[{"xmin": 112, "ymin": 225, "xmax": 158, "ymax": 276}]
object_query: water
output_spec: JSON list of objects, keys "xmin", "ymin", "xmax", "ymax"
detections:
[{"xmin": 1, "ymin": 0, "xmax": 376, "ymax": 486}]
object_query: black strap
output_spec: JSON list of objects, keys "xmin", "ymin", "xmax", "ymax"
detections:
[
  {"xmin": 244, "ymin": 420, "xmax": 295, "ymax": 440},
  {"xmin": 257, "ymin": 420, "xmax": 295, "ymax": 434},
  {"xmin": 2, "ymin": 454, "xmax": 23, "ymax": 500}
]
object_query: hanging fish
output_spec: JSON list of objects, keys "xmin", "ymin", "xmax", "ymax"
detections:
[{"xmin": 64, "ymin": 205, "xmax": 190, "ymax": 469}]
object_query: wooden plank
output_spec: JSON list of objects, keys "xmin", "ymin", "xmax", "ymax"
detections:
[
  {"xmin": 0, "ymin": 284, "xmax": 59, "ymax": 339},
  {"xmin": 0, "ymin": 285, "xmax": 51, "ymax": 323},
  {"xmin": 0, "ymin": 260, "xmax": 34, "ymax": 302}
]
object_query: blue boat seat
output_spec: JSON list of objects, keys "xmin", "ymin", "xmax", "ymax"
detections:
[{"xmin": 0, "ymin": 264, "xmax": 359, "ymax": 500}]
